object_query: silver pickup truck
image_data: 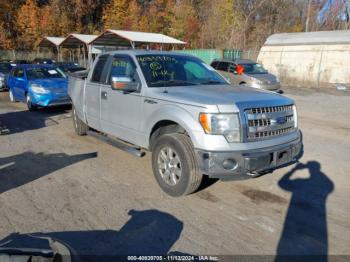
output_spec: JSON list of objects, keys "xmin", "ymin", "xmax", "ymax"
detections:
[{"xmin": 68, "ymin": 50, "xmax": 302, "ymax": 197}]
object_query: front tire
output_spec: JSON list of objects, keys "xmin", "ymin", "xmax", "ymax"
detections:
[
  {"xmin": 26, "ymin": 94, "xmax": 36, "ymax": 111},
  {"xmin": 72, "ymin": 105, "xmax": 88, "ymax": 136},
  {"xmin": 152, "ymin": 133, "xmax": 203, "ymax": 197}
]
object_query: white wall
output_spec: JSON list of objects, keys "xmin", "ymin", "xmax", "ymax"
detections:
[{"xmin": 257, "ymin": 44, "xmax": 350, "ymax": 88}]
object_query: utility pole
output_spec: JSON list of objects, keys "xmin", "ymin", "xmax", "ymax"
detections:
[{"xmin": 305, "ymin": 0, "xmax": 312, "ymax": 32}]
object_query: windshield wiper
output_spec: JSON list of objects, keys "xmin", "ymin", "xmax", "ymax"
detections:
[
  {"xmin": 149, "ymin": 80, "xmax": 199, "ymax": 87},
  {"xmin": 200, "ymin": 80, "xmax": 225, "ymax": 85}
]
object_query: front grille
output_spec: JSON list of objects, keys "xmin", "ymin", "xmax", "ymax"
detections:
[{"xmin": 245, "ymin": 105, "xmax": 296, "ymax": 141}]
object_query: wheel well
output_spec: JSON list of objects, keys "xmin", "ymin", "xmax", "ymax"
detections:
[
  {"xmin": 239, "ymin": 82, "xmax": 246, "ymax": 85},
  {"xmin": 149, "ymin": 120, "xmax": 186, "ymax": 151}
]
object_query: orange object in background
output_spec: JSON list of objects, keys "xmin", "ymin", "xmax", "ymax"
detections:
[{"xmin": 236, "ymin": 64, "xmax": 244, "ymax": 75}]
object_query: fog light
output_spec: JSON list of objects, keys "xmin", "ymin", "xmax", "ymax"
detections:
[{"xmin": 223, "ymin": 159, "xmax": 237, "ymax": 170}]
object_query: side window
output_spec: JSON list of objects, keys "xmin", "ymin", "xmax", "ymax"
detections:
[
  {"xmin": 216, "ymin": 62, "xmax": 229, "ymax": 71},
  {"xmin": 211, "ymin": 61, "xmax": 219, "ymax": 69},
  {"xmin": 91, "ymin": 55, "xmax": 108, "ymax": 83},
  {"xmin": 108, "ymin": 56, "xmax": 137, "ymax": 83},
  {"xmin": 17, "ymin": 68, "xmax": 24, "ymax": 78},
  {"xmin": 228, "ymin": 63, "xmax": 236, "ymax": 73},
  {"xmin": 12, "ymin": 68, "xmax": 18, "ymax": 77}
]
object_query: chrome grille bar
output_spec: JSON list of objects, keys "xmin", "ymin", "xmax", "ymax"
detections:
[{"xmin": 245, "ymin": 105, "xmax": 296, "ymax": 141}]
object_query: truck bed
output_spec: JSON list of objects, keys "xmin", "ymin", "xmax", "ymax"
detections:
[{"xmin": 68, "ymin": 72, "xmax": 87, "ymax": 122}]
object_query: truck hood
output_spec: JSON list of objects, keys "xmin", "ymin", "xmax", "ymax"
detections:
[
  {"xmin": 29, "ymin": 78, "xmax": 68, "ymax": 89},
  {"xmin": 150, "ymin": 84, "xmax": 293, "ymax": 112}
]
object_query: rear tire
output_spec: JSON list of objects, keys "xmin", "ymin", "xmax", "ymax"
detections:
[
  {"xmin": 72, "ymin": 105, "xmax": 88, "ymax": 136},
  {"xmin": 26, "ymin": 94, "xmax": 36, "ymax": 111},
  {"xmin": 152, "ymin": 133, "xmax": 202, "ymax": 197}
]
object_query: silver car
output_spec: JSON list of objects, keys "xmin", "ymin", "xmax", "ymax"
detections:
[{"xmin": 211, "ymin": 59, "xmax": 281, "ymax": 91}]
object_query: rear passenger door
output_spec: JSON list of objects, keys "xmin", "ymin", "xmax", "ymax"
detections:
[{"xmin": 85, "ymin": 54, "xmax": 109, "ymax": 131}]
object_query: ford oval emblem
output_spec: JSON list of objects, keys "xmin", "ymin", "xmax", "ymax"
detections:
[{"xmin": 276, "ymin": 116, "xmax": 287, "ymax": 125}]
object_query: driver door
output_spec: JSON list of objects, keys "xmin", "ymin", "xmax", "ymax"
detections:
[{"xmin": 100, "ymin": 55, "xmax": 144, "ymax": 146}]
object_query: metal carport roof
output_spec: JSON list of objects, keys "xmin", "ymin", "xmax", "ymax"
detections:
[
  {"xmin": 264, "ymin": 30, "xmax": 350, "ymax": 46},
  {"xmin": 91, "ymin": 29, "xmax": 187, "ymax": 47},
  {"xmin": 60, "ymin": 34, "xmax": 98, "ymax": 48},
  {"xmin": 38, "ymin": 37, "xmax": 65, "ymax": 48}
]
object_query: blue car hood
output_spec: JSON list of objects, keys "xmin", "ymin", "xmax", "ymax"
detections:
[{"xmin": 30, "ymin": 78, "xmax": 68, "ymax": 89}]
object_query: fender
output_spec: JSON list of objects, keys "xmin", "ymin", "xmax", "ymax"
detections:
[{"xmin": 144, "ymin": 104, "xmax": 204, "ymax": 149}]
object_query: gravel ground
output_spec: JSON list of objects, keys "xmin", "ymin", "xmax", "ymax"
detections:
[{"xmin": 0, "ymin": 88, "xmax": 349, "ymax": 260}]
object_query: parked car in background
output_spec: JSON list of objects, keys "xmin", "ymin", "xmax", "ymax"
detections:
[
  {"xmin": 32, "ymin": 58, "xmax": 56, "ymax": 64},
  {"xmin": 7, "ymin": 64, "xmax": 70, "ymax": 110},
  {"xmin": 0, "ymin": 62, "xmax": 16, "ymax": 91},
  {"xmin": 211, "ymin": 59, "xmax": 281, "ymax": 92},
  {"xmin": 14, "ymin": 59, "xmax": 29, "ymax": 65},
  {"xmin": 56, "ymin": 62, "xmax": 86, "ymax": 73},
  {"xmin": 69, "ymin": 50, "xmax": 302, "ymax": 197}
]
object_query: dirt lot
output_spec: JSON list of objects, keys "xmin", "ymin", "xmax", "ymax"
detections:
[{"xmin": 0, "ymin": 88, "xmax": 349, "ymax": 259}]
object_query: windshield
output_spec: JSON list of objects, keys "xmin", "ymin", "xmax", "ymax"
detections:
[
  {"xmin": 241, "ymin": 63, "xmax": 268, "ymax": 74},
  {"xmin": 27, "ymin": 67, "xmax": 66, "ymax": 80},
  {"xmin": 136, "ymin": 54, "xmax": 227, "ymax": 87},
  {"xmin": 0, "ymin": 63, "xmax": 13, "ymax": 73}
]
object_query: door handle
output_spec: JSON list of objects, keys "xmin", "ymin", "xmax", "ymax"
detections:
[{"xmin": 101, "ymin": 91, "xmax": 107, "ymax": 100}]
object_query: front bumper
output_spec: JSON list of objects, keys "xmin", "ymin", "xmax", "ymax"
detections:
[
  {"xmin": 31, "ymin": 92, "xmax": 71, "ymax": 107},
  {"xmin": 196, "ymin": 132, "xmax": 302, "ymax": 180}
]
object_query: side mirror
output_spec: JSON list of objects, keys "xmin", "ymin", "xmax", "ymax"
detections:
[{"xmin": 111, "ymin": 76, "xmax": 138, "ymax": 92}]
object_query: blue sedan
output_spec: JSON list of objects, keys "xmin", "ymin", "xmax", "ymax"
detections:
[{"xmin": 7, "ymin": 64, "xmax": 70, "ymax": 110}]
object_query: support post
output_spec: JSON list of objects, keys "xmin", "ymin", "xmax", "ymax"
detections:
[{"xmin": 88, "ymin": 44, "xmax": 93, "ymax": 69}]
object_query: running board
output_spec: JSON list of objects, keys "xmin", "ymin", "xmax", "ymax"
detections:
[{"xmin": 87, "ymin": 130, "xmax": 146, "ymax": 158}]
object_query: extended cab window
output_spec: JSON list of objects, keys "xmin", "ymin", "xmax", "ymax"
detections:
[{"xmin": 91, "ymin": 55, "xmax": 108, "ymax": 83}]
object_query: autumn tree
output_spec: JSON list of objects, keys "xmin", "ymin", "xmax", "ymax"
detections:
[
  {"xmin": 147, "ymin": 0, "xmax": 174, "ymax": 34},
  {"xmin": 0, "ymin": 22, "xmax": 12, "ymax": 49},
  {"xmin": 123, "ymin": 0, "xmax": 142, "ymax": 31},
  {"xmin": 169, "ymin": 0, "xmax": 201, "ymax": 48},
  {"xmin": 103, "ymin": 0, "xmax": 128, "ymax": 30},
  {"xmin": 15, "ymin": 0, "xmax": 43, "ymax": 49}
]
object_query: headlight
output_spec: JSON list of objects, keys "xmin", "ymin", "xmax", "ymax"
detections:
[
  {"xmin": 199, "ymin": 113, "xmax": 241, "ymax": 142},
  {"xmin": 30, "ymin": 84, "xmax": 50, "ymax": 94},
  {"xmin": 0, "ymin": 75, "xmax": 4, "ymax": 81},
  {"xmin": 276, "ymin": 76, "xmax": 280, "ymax": 83},
  {"xmin": 293, "ymin": 105, "xmax": 298, "ymax": 128}
]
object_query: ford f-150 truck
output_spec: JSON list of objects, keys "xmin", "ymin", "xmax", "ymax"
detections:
[{"xmin": 68, "ymin": 50, "xmax": 302, "ymax": 197}]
